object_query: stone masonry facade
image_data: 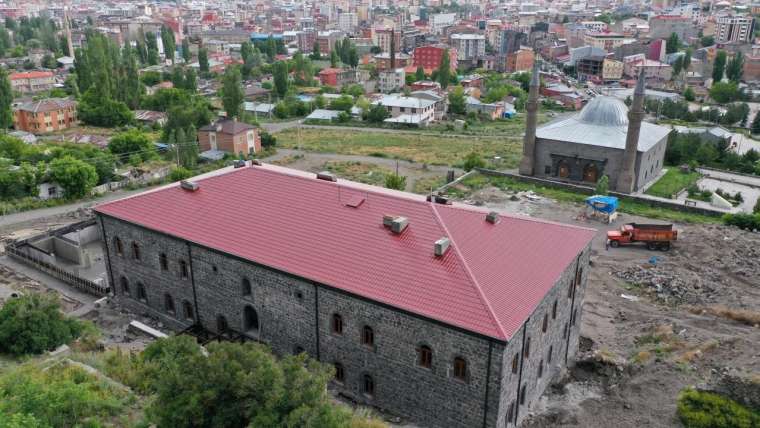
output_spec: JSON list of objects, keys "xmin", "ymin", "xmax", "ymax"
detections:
[{"xmin": 98, "ymin": 214, "xmax": 591, "ymax": 428}]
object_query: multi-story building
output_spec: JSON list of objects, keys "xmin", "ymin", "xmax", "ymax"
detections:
[
  {"xmin": 374, "ymin": 52, "xmax": 412, "ymax": 71},
  {"xmin": 198, "ymin": 119, "xmax": 261, "ymax": 156},
  {"xmin": 581, "ymin": 21, "xmax": 608, "ymax": 32},
  {"xmin": 743, "ymin": 45, "xmax": 760, "ymax": 81},
  {"xmin": 583, "ymin": 32, "xmax": 630, "ymax": 52},
  {"xmin": 316, "ymin": 30, "xmax": 344, "ymax": 54},
  {"xmin": 13, "ymin": 98, "xmax": 77, "ymax": 134},
  {"xmin": 378, "ymin": 68, "xmax": 406, "ymax": 93},
  {"xmin": 375, "ymin": 28, "xmax": 402, "ymax": 53},
  {"xmin": 338, "ymin": 13, "xmax": 358, "ymax": 34},
  {"xmin": 499, "ymin": 30, "xmax": 528, "ymax": 55},
  {"xmin": 505, "ymin": 48, "xmax": 535, "ymax": 73},
  {"xmin": 602, "ymin": 58, "xmax": 624, "ymax": 81},
  {"xmin": 450, "ymin": 33, "xmax": 486, "ymax": 61},
  {"xmin": 9, "ymin": 71, "xmax": 55, "ymax": 93},
  {"xmin": 412, "ymin": 45, "xmax": 458, "ymax": 73},
  {"xmin": 317, "ymin": 68, "xmax": 357, "ymax": 88},
  {"xmin": 95, "ymin": 163, "xmax": 595, "ymax": 428},
  {"xmin": 648, "ymin": 15, "xmax": 694, "ymax": 41},
  {"xmin": 430, "ymin": 13, "xmax": 457, "ymax": 34},
  {"xmin": 715, "ymin": 15, "xmax": 756, "ymax": 44}
]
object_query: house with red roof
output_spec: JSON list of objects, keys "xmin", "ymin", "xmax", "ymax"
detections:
[
  {"xmin": 10, "ymin": 71, "xmax": 55, "ymax": 93},
  {"xmin": 94, "ymin": 163, "xmax": 595, "ymax": 428}
]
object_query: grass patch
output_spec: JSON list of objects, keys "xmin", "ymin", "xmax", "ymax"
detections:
[
  {"xmin": 677, "ymin": 389, "xmax": 760, "ymax": 428},
  {"xmin": 689, "ymin": 305, "xmax": 760, "ymax": 326},
  {"xmin": 275, "ymin": 128, "xmax": 523, "ymax": 167},
  {"xmin": 454, "ymin": 173, "xmax": 719, "ymax": 224},
  {"xmin": 412, "ymin": 175, "xmax": 448, "ymax": 194},
  {"xmin": 645, "ymin": 168, "xmax": 701, "ymax": 199},
  {"xmin": 320, "ymin": 161, "xmax": 393, "ymax": 186}
]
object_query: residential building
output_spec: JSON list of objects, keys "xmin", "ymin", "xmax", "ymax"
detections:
[
  {"xmin": 450, "ymin": 33, "xmax": 486, "ymax": 61},
  {"xmin": 583, "ymin": 32, "xmax": 630, "ymax": 52},
  {"xmin": 499, "ymin": 30, "xmax": 528, "ymax": 55},
  {"xmin": 374, "ymin": 52, "xmax": 412, "ymax": 71},
  {"xmin": 648, "ymin": 15, "xmax": 694, "ymax": 41},
  {"xmin": 318, "ymin": 68, "xmax": 357, "ymax": 88},
  {"xmin": 375, "ymin": 29, "xmax": 402, "ymax": 53},
  {"xmin": 95, "ymin": 163, "xmax": 594, "ymax": 428},
  {"xmin": 715, "ymin": 15, "xmax": 756, "ymax": 44},
  {"xmin": 338, "ymin": 13, "xmax": 358, "ymax": 34},
  {"xmin": 13, "ymin": 98, "xmax": 78, "ymax": 134},
  {"xmin": 9, "ymin": 71, "xmax": 55, "ymax": 93},
  {"xmin": 505, "ymin": 48, "xmax": 535, "ymax": 73},
  {"xmin": 412, "ymin": 45, "xmax": 458, "ymax": 73},
  {"xmin": 378, "ymin": 68, "xmax": 406, "ymax": 93},
  {"xmin": 624, "ymin": 56, "xmax": 673, "ymax": 80},
  {"xmin": 198, "ymin": 119, "xmax": 261, "ymax": 156},
  {"xmin": 375, "ymin": 94, "xmax": 437, "ymax": 125},
  {"xmin": 743, "ymin": 45, "xmax": 760, "ymax": 81},
  {"xmin": 602, "ymin": 58, "xmax": 624, "ymax": 81},
  {"xmin": 581, "ymin": 21, "xmax": 608, "ymax": 32},
  {"xmin": 430, "ymin": 13, "xmax": 457, "ymax": 34}
]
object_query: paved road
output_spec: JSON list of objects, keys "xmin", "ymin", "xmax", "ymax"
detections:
[{"xmin": 697, "ymin": 167, "xmax": 760, "ymax": 189}]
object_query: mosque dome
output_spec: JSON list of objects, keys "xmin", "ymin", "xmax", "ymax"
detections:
[{"xmin": 577, "ymin": 96, "xmax": 629, "ymax": 127}]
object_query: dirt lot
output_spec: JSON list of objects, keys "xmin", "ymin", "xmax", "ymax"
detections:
[{"xmin": 455, "ymin": 184, "xmax": 760, "ymax": 428}]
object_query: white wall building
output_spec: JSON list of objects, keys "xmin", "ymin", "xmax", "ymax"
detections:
[{"xmin": 450, "ymin": 34, "xmax": 486, "ymax": 61}]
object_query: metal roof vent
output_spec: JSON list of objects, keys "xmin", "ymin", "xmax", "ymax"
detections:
[
  {"xmin": 486, "ymin": 211, "xmax": 500, "ymax": 224},
  {"xmin": 233, "ymin": 160, "xmax": 246, "ymax": 168},
  {"xmin": 434, "ymin": 237, "xmax": 450, "ymax": 257},
  {"xmin": 383, "ymin": 215, "xmax": 409, "ymax": 234},
  {"xmin": 251, "ymin": 159, "xmax": 262, "ymax": 166},
  {"xmin": 316, "ymin": 171, "xmax": 337, "ymax": 182},
  {"xmin": 180, "ymin": 180, "xmax": 199, "ymax": 192},
  {"xmin": 426, "ymin": 194, "xmax": 452, "ymax": 204}
]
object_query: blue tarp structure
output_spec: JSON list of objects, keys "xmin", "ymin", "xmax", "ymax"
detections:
[{"xmin": 585, "ymin": 195, "xmax": 619, "ymax": 214}]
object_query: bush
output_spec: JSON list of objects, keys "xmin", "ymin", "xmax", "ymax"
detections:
[
  {"xmin": 260, "ymin": 131, "xmax": 277, "ymax": 148},
  {"xmin": 722, "ymin": 213, "xmax": 760, "ymax": 230},
  {"xmin": 168, "ymin": 166, "xmax": 193, "ymax": 182},
  {"xmin": 462, "ymin": 152, "xmax": 485, "ymax": 172},
  {"xmin": 677, "ymin": 389, "xmax": 760, "ymax": 428},
  {"xmin": 0, "ymin": 294, "xmax": 87, "ymax": 356},
  {"xmin": 384, "ymin": 174, "xmax": 407, "ymax": 190}
]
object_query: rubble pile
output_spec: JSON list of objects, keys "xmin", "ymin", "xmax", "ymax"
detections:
[{"xmin": 613, "ymin": 265, "xmax": 701, "ymax": 304}]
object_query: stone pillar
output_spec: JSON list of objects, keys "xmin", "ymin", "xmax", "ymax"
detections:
[
  {"xmin": 519, "ymin": 61, "xmax": 540, "ymax": 176},
  {"xmin": 616, "ymin": 70, "xmax": 645, "ymax": 193}
]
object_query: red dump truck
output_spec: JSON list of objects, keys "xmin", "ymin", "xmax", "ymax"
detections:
[{"xmin": 607, "ymin": 223, "xmax": 678, "ymax": 251}]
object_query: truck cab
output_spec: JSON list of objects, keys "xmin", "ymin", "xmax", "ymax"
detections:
[{"xmin": 607, "ymin": 223, "xmax": 676, "ymax": 251}]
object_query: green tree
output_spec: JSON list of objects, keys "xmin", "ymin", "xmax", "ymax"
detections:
[
  {"xmin": 145, "ymin": 31, "xmax": 160, "ymax": 65},
  {"xmin": 437, "ymin": 49, "xmax": 451, "ymax": 89},
  {"xmin": 385, "ymin": 174, "xmax": 407, "ymax": 190},
  {"xmin": 260, "ymin": 131, "xmax": 277, "ymax": 148},
  {"xmin": 330, "ymin": 49, "xmax": 338, "ymax": 67},
  {"xmin": 700, "ymin": 35, "xmax": 714, "ymax": 47},
  {"xmin": 198, "ymin": 48, "xmax": 209, "ymax": 73},
  {"xmin": 273, "ymin": 60, "xmax": 289, "ymax": 98},
  {"xmin": 181, "ymin": 38, "xmax": 191, "ymax": 63},
  {"xmin": 184, "ymin": 68, "xmax": 197, "ymax": 92},
  {"xmin": 310, "ymin": 41, "xmax": 321, "ymax": 60},
  {"xmin": 160, "ymin": 25, "xmax": 176, "ymax": 64},
  {"xmin": 683, "ymin": 86, "xmax": 695, "ymax": 101},
  {"xmin": 672, "ymin": 55, "xmax": 684, "ymax": 77},
  {"xmin": 365, "ymin": 104, "xmax": 390, "ymax": 123},
  {"xmin": 666, "ymin": 32, "xmax": 680, "ymax": 54},
  {"xmin": 462, "ymin": 152, "xmax": 485, "ymax": 171},
  {"xmin": 0, "ymin": 67, "xmax": 12, "ymax": 130},
  {"xmin": 751, "ymin": 111, "xmax": 760, "ymax": 135},
  {"xmin": 49, "ymin": 155, "xmax": 98, "ymax": 198},
  {"xmin": 108, "ymin": 129, "xmax": 155, "ymax": 162},
  {"xmin": 709, "ymin": 81, "xmax": 740, "ymax": 103},
  {"xmin": 328, "ymin": 94, "xmax": 354, "ymax": 112},
  {"xmin": 595, "ymin": 175, "xmax": 609, "ymax": 195},
  {"xmin": 220, "ymin": 66, "xmax": 244, "ymax": 119},
  {"xmin": 713, "ymin": 50, "xmax": 727, "ymax": 82},
  {"xmin": 348, "ymin": 46, "xmax": 359, "ymax": 68},
  {"xmin": 726, "ymin": 51, "xmax": 744, "ymax": 82},
  {"xmin": 683, "ymin": 48, "xmax": 692, "ymax": 71},
  {"xmin": 448, "ymin": 85, "xmax": 466, "ymax": 115},
  {"xmin": 0, "ymin": 293, "xmax": 86, "ymax": 356},
  {"xmin": 415, "ymin": 66, "xmax": 425, "ymax": 82}
]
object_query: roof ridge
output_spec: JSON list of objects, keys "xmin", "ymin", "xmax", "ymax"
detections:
[{"xmin": 429, "ymin": 202, "xmax": 507, "ymax": 340}]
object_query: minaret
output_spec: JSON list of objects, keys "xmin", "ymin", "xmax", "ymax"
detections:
[
  {"xmin": 616, "ymin": 70, "xmax": 646, "ymax": 193},
  {"xmin": 519, "ymin": 60, "xmax": 540, "ymax": 176},
  {"xmin": 64, "ymin": 7, "xmax": 74, "ymax": 58}
]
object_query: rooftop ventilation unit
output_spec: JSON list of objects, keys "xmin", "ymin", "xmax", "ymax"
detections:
[
  {"xmin": 316, "ymin": 171, "xmax": 337, "ymax": 182},
  {"xmin": 383, "ymin": 215, "xmax": 409, "ymax": 234},
  {"xmin": 233, "ymin": 160, "xmax": 246, "ymax": 168},
  {"xmin": 180, "ymin": 180, "xmax": 199, "ymax": 192},
  {"xmin": 434, "ymin": 237, "xmax": 450, "ymax": 257},
  {"xmin": 251, "ymin": 159, "xmax": 262, "ymax": 166},
  {"xmin": 486, "ymin": 211, "xmax": 500, "ymax": 224},
  {"xmin": 426, "ymin": 194, "xmax": 451, "ymax": 204}
]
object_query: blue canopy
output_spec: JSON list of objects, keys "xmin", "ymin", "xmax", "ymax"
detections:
[{"xmin": 585, "ymin": 195, "xmax": 619, "ymax": 214}]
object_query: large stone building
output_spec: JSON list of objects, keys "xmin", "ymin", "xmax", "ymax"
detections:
[
  {"xmin": 94, "ymin": 164, "xmax": 595, "ymax": 428},
  {"xmin": 521, "ymin": 64, "xmax": 670, "ymax": 192}
]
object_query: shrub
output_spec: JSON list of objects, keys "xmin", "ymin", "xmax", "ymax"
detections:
[
  {"xmin": 677, "ymin": 389, "xmax": 760, "ymax": 428},
  {"xmin": 168, "ymin": 166, "xmax": 193, "ymax": 182},
  {"xmin": 0, "ymin": 294, "xmax": 87, "ymax": 356},
  {"xmin": 462, "ymin": 152, "xmax": 485, "ymax": 172},
  {"xmin": 595, "ymin": 175, "xmax": 609, "ymax": 195},
  {"xmin": 384, "ymin": 174, "xmax": 407, "ymax": 190},
  {"xmin": 722, "ymin": 213, "xmax": 760, "ymax": 230},
  {"xmin": 260, "ymin": 131, "xmax": 277, "ymax": 148}
]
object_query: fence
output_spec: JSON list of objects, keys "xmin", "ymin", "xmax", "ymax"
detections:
[{"xmin": 5, "ymin": 245, "xmax": 110, "ymax": 296}]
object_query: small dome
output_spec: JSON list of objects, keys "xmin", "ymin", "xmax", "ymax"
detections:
[{"xmin": 578, "ymin": 96, "xmax": 629, "ymax": 127}]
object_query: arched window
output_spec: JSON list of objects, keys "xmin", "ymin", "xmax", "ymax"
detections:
[
  {"xmin": 547, "ymin": 345, "xmax": 553, "ymax": 364},
  {"xmin": 453, "ymin": 357, "xmax": 467, "ymax": 381},
  {"xmin": 552, "ymin": 300, "xmax": 558, "ymax": 320},
  {"xmin": 242, "ymin": 277, "xmax": 252, "ymax": 296},
  {"xmin": 331, "ymin": 314, "xmax": 343, "ymax": 335},
  {"xmin": 524, "ymin": 337, "xmax": 531, "ymax": 358},
  {"xmin": 217, "ymin": 315, "xmax": 229, "ymax": 333},
  {"xmin": 520, "ymin": 383, "xmax": 527, "ymax": 405},
  {"xmin": 418, "ymin": 345, "xmax": 433, "ymax": 368},
  {"xmin": 512, "ymin": 353, "xmax": 519, "ymax": 374},
  {"xmin": 183, "ymin": 301, "xmax": 194, "ymax": 321},
  {"xmin": 571, "ymin": 308, "xmax": 577, "ymax": 327},
  {"xmin": 334, "ymin": 362, "xmax": 345, "ymax": 383},
  {"xmin": 120, "ymin": 276, "xmax": 130, "ymax": 295},
  {"xmin": 136, "ymin": 282, "xmax": 147, "ymax": 303},
  {"xmin": 361, "ymin": 325, "xmax": 374, "ymax": 347},
  {"xmin": 243, "ymin": 305, "xmax": 259, "ymax": 332},
  {"xmin": 507, "ymin": 401, "xmax": 515, "ymax": 425},
  {"xmin": 538, "ymin": 359, "xmax": 544, "ymax": 378},
  {"xmin": 557, "ymin": 160, "xmax": 571, "ymax": 178},
  {"xmin": 159, "ymin": 253, "xmax": 168, "ymax": 271},
  {"xmin": 179, "ymin": 260, "xmax": 188, "ymax": 278},
  {"xmin": 362, "ymin": 374, "xmax": 374, "ymax": 397},
  {"xmin": 114, "ymin": 237, "xmax": 123, "ymax": 256},
  {"xmin": 582, "ymin": 163, "xmax": 598, "ymax": 183},
  {"xmin": 132, "ymin": 242, "xmax": 141, "ymax": 260},
  {"xmin": 164, "ymin": 294, "xmax": 175, "ymax": 315},
  {"xmin": 542, "ymin": 313, "xmax": 548, "ymax": 333}
]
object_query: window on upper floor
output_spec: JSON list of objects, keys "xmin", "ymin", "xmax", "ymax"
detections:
[
  {"xmin": 164, "ymin": 294, "xmax": 175, "ymax": 315},
  {"xmin": 512, "ymin": 353, "xmax": 519, "ymax": 374},
  {"xmin": 114, "ymin": 237, "xmax": 123, "ymax": 256},
  {"xmin": 179, "ymin": 260, "xmax": 188, "ymax": 278},
  {"xmin": 331, "ymin": 313, "xmax": 343, "ymax": 335},
  {"xmin": 137, "ymin": 282, "xmax": 147, "ymax": 303},
  {"xmin": 242, "ymin": 277, "xmax": 252, "ymax": 296},
  {"xmin": 418, "ymin": 345, "xmax": 433, "ymax": 368},
  {"xmin": 159, "ymin": 253, "xmax": 168, "ymax": 271},
  {"xmin": 361, "ymin": 325, "xmax": 374, "ymax": 347},
  {"xmin": 542, "ymin": 314, "xmax": 549, "ymax": 333},
  {"xmin": 183, "ymin": 300, "xmax": 194, "ymax": 321},
  {"xmin": 520, "ymin": 383, "xmax": 527, "ymax": 405},
  {"xmin": 548, "ymin": 345, "xmax": 553, "ymax": 364},
  {"xmin": 453, "ymin": 357, "xmax": 467, "ymax": 381},
  {"xmin": 552, "ymin": 300, "xmax": 558, "ymax": 320},
  {"xmin": 524, "ymin": 337, "xmax": 531, "ymax": 358},
  {"xmin": 120, "ymin": 276, "xmax": 129, "ymax": 295},
  {"xmin": 132, "ymin": 242, "xmax": 141, "ymax": 260}
]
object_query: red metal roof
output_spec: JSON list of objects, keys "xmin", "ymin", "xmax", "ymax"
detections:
[
  {"xmin": 95, "ymin": 164, "xmax": 595, "ymax": 341},
  {"xmin": 10, "ymin": 71, "xmax": 54, "ymax": 80}
]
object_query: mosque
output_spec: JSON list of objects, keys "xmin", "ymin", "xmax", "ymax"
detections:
[{"xmin": 519, "ymin": 64, "xmax": 671, "ymax": 193}]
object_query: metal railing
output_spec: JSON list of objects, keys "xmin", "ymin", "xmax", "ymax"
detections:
[{"xmin": 6, "ymin": 245, "xmax": 110, "ymax": 296}]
